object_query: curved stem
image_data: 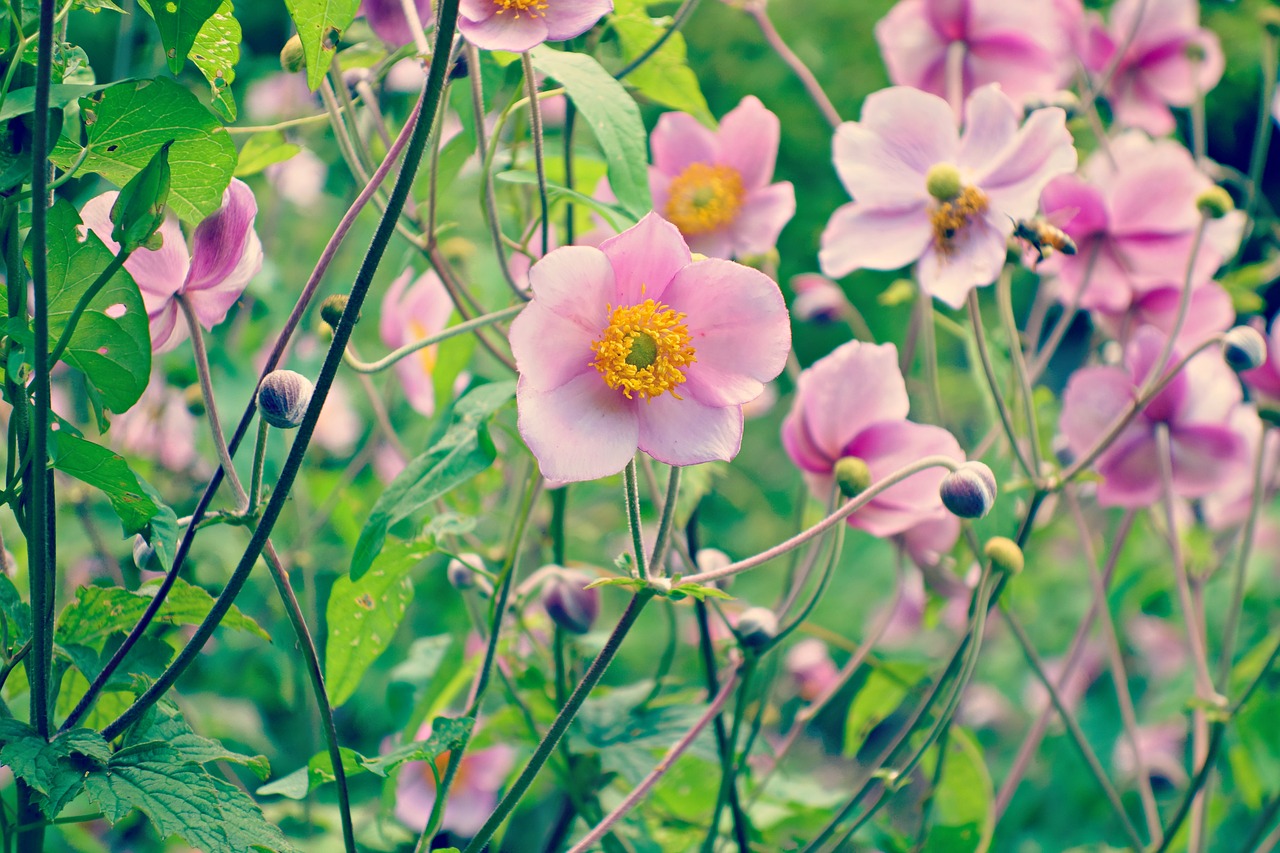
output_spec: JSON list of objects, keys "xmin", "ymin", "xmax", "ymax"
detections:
[
  {"xmin": 247, "ymin": 418, "xmax": 269, "ymax": 519},
  {"xmin": 178, "ymin": 295, "xmax": 248, "ymax": 505},
  {"xmin": 701, "ymin": 657, "xmax": 757, "ymax": 852},
  {"xmin": 969, "ymin": 289, "xmax": 1036, "ymax": 481},
  {"xmin": 343, "ymin": 303, "xmax": 523, "ymax": 373},
  {"xmin": 747, "ymin": 5, "xmax": 840, "ymax": 128}
]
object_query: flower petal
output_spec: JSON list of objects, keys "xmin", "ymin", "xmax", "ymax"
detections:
[
  {"xmin": 832, "ymin": 87, "xmax": 958, "ymax": 206},
  {"xmin": 730, "ymin": 182, "xmax": 795, "ymax": 258},
  {"xmin": 598, "ymin": 212, "xmax": 691, "ymax": 304},
  {"xmin": 82, "ymin": 192, "xmax": 191, "ymax": 302},
  {"xmin": 544, "ymin": 0, "xmax": 613, "ymax": 40},
  {"xmin": 1167, "ymin": 423, "xmax": 1247, "ymax": 497},
  {"xmin": 650, "ymin": 110, "xmax": 717, "ymax": 177},
  {"xmin": 717, "ymin": 96, "xmax": 780, "ymax": 189},
  {"xmin": 1060, "ymin": 364, "xmax": 1135, "ymax": 457},
  {"xmin": 526, "ymin": 245, "xmax": 615, "ymax": 334},
  {"xmin": 916, "ymin": 216, "xmax": 1007, "ymax": 308},
  {"xmin": 818, "ymin": 201, "xmax": 932, "ymax": 279},
  {"xmin": 794, "ymin": 341, "xmax": 910, "ymax": 462},
  {"xmin": 517, "ymin": 373, "xmax": 638, "ymax": 482},
  {"xmin": 185, "ymin": 179, "xmax": 261, "ymax": 294},
  {"xmin": 459, "ymin": 6, "xmax": 549, "ymax": 51},
  {"xmin": 635, "ymin": 394, "xmax": 742, "ymax": 467},
  {"xmin": 971, "ymin": 101, "xmax": 1077, "ymax": 218},
  {"xmin": 509, "ymin": 300, "xmax": 597, "ymax": 392}
]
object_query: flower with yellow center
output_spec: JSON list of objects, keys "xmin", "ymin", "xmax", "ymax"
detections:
[
  {"xmin": 664, "ymin": 163, "xmax": 746, "ymax": 237},
  {"xmin": 492, "ymin": 0, "xmax": 548, "ymax": 18},
  {"xmin": 929, "ymin": 186, "xmax": 989, "ymax": 254},
  {"xmin": 591, "ymin": 298, "xmax": 697, "ymax": 400}
]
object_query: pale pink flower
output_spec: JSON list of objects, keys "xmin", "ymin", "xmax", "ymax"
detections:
[
  {"xmin": 790, "ymin": 273, "xmax": 852, "ymax": 324},
  {"xmin": 509, "ymin": 213, "xmax": 790, "ymax": 483},
  {"xmin": 1039, "ymin": 134, "xmax": 1243, "ymax": 315},
  {"xmin": 80, "ymin": 180, "xmax": 263, "ymax": 353},
  {"xmin": 785, "ymin": 639, "xmax": 838, "ymax": 702},
  {"xmin": 459, "ymin": 0, "xmax": 612, "ymax": 53},
  {"xmin": 1202, "ymin": 404, "xmax": 1280, "ymax": 532},
  {"xmin": 109, "ymin": 372, "xmax": 199, "ymax": 472},
  {"xmin": 380, "ymin": 269, "xmax": 454, "ymax": 417},
  {"xmin": 649, "ymin": 96, "xmax": 795, "ymax": 260},
  {"xmin": 1126, "ymin": 614, "xmax": 1189, "ymax": 681},
  {"xmin": 394, "ymin": 722, "xmax": 515, "ymax": 838},
  {"xmin": 875, "ymin": 0, "xmax": 1075, "ymax": 110},
  {"xmin": 1092, "ymin": 281, "xmax": 1234, "ymax": 353},
  {"xmin": 265, "ymin": 149, "xmax": 327, "ymax": 208},
  {"xmin": 820, "ymin": 85, "xmax": 1076, "ymax": 308},
  {"xmin": 313, "ymin": 380, "xmax": 362, "ymax": 457},
  {"xmin": 361, "ymin": 0, "xmax": 433, "ymax": 45},
  {"xmin": 244, "ymin": 73, "xmax": 316, "ymax": 122},
  {"xmin": 898, "ymin": 511, "xmax": 960, "ymax": 568},
  {"xmin": 1059, "ymin": 325, "xmax": 1248, "ymax": 507},
  {"xmin": 1241, "ymin": 316, "xmax": 1280, "ymax": 405},
  {"xmin": 781, "ymin": 340, "xmax": 965, "ymax": 537},
  {"xmin": 1082, "ymin": 0, "xmax": 1223, "ymax": 136}
]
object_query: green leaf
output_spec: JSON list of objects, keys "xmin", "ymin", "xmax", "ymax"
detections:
[
  {"xmin": 0, "ymin": 83, "xmax": 112, "ymax": 122},
  {"xmin": 186, "ymin": 0, "xmax": 241, "ymax": 121},
  {"xmin": 36, "ymin": 201, "xmax": 151, "ymax": 412},
  {"xmin": 0, "ymin": 718, "xmax": 111, "ymax": 818},
  {"xmin": 146, "ymin": 0, "xmax": 221, "ymax": 74},
  {"xmin": 843, "ymin": 661, "xmax": 927, "ymax": 758},
  {"xmin": 609, "ymin": 0, "xmax": 712, "ymax": 124},
  {"xmin": 49, "ymin": 77, "xmax": 236, "ymax": 223},
  {"xmin": 111, "ymin": 139, "xmax": 172, "ymax": 252},
  {"xmin": 285, "ymin": 0, "xmax": 359, "ymax": 91},
  {"xmin": 495, "ymin": 169, "xmax": 632, "ymax": 232},
  {"xmin": 49, "ymin": 433, "xmax": 160, "ymax": 535},
  {"xmin": 571, "ymin": 683, "xmax": 718, "ymax": 785},
  {"xmin": 351, "ymin": 381, "xmax": 514, "ymax": 580},
  {"xmin": 234, "ymin": 131, "xmax": 301, "ymax": 177},
  {"xmin": 56, "ymin": 577, "xmax": 270, "ymax": 647},
  {"xmin": 919, "ymin": 728, "xmax": 994, "ymax": 853},
  {"xmin": 84, "ymin": 741, "xmax": 294, "ymax": 853},
  {"xmin": 129, "ymin": 704, "xmax": 270, "ymax": 780},
  {"xmin": 529, "ymin": 46, "xmax": 652, "ymax": 220},
  {"xmin": 0, "ymin": 573, "xmax": 32, "ymax": 651},
  {"xmin": 326, "ymin": 538, "xmax": 432, "ymax": 707}
]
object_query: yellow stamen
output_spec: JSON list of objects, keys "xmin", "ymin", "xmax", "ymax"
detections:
[
  {"xmin": 409, "ymin": 320, "xmax": 437, "ymax": 375},
  {"xmin": 664, "ymin": 162, "xmax": 745, "ymax": 236},
  {"xmin": 493, "ymin": 0, "xmax": 548, "ymax": 17},
  {"xmin": 591, "ymin": 299, "xmax": 697, "ymax": 400},
  {"xmin": 929, "ymin": 185, "xmax": 989, "ymax": 255}
]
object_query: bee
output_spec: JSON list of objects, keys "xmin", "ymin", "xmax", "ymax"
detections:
[{"xmin": 1012, "ymin": 216, "xmax": 1077, "ymax": 266}]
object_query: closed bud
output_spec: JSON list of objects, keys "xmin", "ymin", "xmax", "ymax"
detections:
[
  {"xmin": 737, "ymin": 606, "xmax": 778, "ymax": 650},
  {"xmin": 1261, "ymin": 7, "xmax": 1280, "ymax": 37},
  {"xmin": 1196, "ymin": 186, "xmax": 1234, "ymax": 219},
  {"xmin": 258, "ymin": 369, "xmax": 314, "ymax": 429},
  {"xmin": 925, "ymin": 163, "xmax": 963, "ymax": 201},
  {"xmin": 1222, "ymin": 325, "xmax": 1267, "ymax": 372},
  {"xmin": 320, "ymin": 294, "xmax": 356, "ymax": 329},
  {"xmin": 984, "ymin": 536, "xmax": 1024, "ymax": 575},
  {"xmin": 834, "ymin": 456, "xmax": 872, "ymax": 499},
  {"xmin": 447, "ymin": 553, "xmax": 485, "ymax": 591},
  {"xmin": 940, "ymin": 461, "xmax": 997, "ymax": 519},
  {"xmin": 697, "ymin": 547, "xmax": 733, "ymax": 590},
  {"xmin": 183, "ymin": 384, "xmax": 206, "ymax": 416},
  {"xmin": 132, "ymin": 535, "xmax": 159, "ymax": 572},
  {"xmin": 280, "ymin": 35, "xmax": 306, "ymax": 73},
  {"xmin": 542, "ymin": 568, "xmax": 599, "ymax": 635}
]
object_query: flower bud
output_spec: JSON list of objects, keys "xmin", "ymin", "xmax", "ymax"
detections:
[
  {"xmin": 984, "ymin": 536, "xmax": 1024, "ymax": 575},
  {"xmin": 447, "ymin": 553, "xmax": 485, "ymax": 591},
  {"xmin": 834, "ymin": 456, "xmax": 872, "ymax": 499},
  {"xmin": 542, "ymin": 568, "xmax": 599, "ymax": 635},
  {"xmin": 925, "ymin": 163, "xmax": 963, "ymax": 201},
  {"xmin": 132, "ymin": 535, "xmax": 159, "ymax": 572},
  {"xmin": 1222, "ymin": 325, "xmax": 1268, "ymax": 372},
  {"xmin": 258, "ymin": 369, "xmax": 314, "ymax": 429},
  {"xmin": 737, "ymin": 606, "xmax": 778, "ymax": 650},
  {"xmin": 790, "ymin": 274, "xmax": 850, "ymax": 324},
  {"xmin": 183, "ymin": 384, "xmax": 206, "ymax": 416},
  {"xmin": 280, "ymin": 34, "xmax": 306, "ymax": 74},
  {"xmin": 319, "ymin": 294, "xmax": 358, "ymax": 330},
  {"xmin": 1261, "ymin": 7, "xmax": 1280, "ymax": 38},
  {"xmin": 940, "ymin": 461, "xmax": 997, "ymax": 519},
  {"xmin": 1196, "ymin": 186, "xmax": 1234, "ymax": 219}
]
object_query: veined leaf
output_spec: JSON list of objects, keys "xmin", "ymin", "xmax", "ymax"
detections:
[
  {"xmin": 148, "ymin": 0, "xmax": 221, "ymax": 74},
  {"xmin": 285, "ymin": 0, "xmax": 359, "ymax": 91},
  {"xmin": 610, "ymin": 0, "xmax": 712, "ymax": 124},
  {"xmin": 49, "ymin": 433, "xmax": 161, "ymax": 535},
  {"xmin": 56, "ymin": 577, "xmax": 270, "ymax": 647}
]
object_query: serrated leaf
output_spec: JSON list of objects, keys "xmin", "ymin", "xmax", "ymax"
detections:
[
  {"xmin": 529, "ymin": 46, "xmax": 652, "ymax": 220},
  {"xmin": 285, "ymin": 0, "xmax": 359, "ymax": 91},
  {"xmin": 326, "ymin": 538, "xmax": 431, "ymax": 706},
  {"xmin": 0, "ymin": 718, "xmax": 110, "ymax": 817},
  {"xmin": 56, "ymin": 577, "xmax": 270, "ymax": 648},
  {"xmin": 129, "ymin": 705, "xmax": 271, "ymax": 780},
  {"xmin": 33, "ymin": 201, "xmax": 151, "ymax": 412},
  {"xmin": 49, "ymin": 77, "xmax": 236, "ymax": 223},
  {"xmin": 0, "ymin": 573, "xmax": 32, "ymax": 650},
  {"xmin": 610, "ymin": 0, "xmax": 712, "ymax": 124},
  {"xmin": 49, "ymin": 433, "xmax": 160, "ymax": 535},
  {"xmin": 145, "ymin": 0, "xmax": 221, "ymax": 74},
  {"xmin": 234, "ymin": 131, "xmax": 301, "ymax": 178},
  {"xmin": 351, "ymin": 381, "xmax": 514, "ymax": 580}
]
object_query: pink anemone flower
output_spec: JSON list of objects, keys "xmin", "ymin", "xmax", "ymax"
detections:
[
  {"xmin": 459, "ymin": 0, "xmax": 613, "ymax": 53},
  {"xmin": 1038, "ymin": 133, "xmax": 1243, "ymax": 315},
  {"xmin": 393, "ymin": 723, "xmax": 515, "ymax": 838},
  {"xmin": 820, "ymin": 84, "xmax": 1076, "ymax": 308},
  {"xmin": 509, "ymin": 213, "xmax": 790, "ymax": 483},
  {"xmin": 1241, "ymin": 316, "xmax": 1280, "ymax": 406},
  {"xmin": 1082, "ymin": 0, "xmax": 1224, "ymax": 136},
  {"xmin": 875, "ymin": 0, "xmax": 1075, "ymax": 111},
  {"xmin": 1202, "ymin": 404, "xmax": 1279, "ymax": 532},
  {"xmin": 1092, "ymin": 281, "xmax": 1234, "ymax": 353},
  {"xmin": 781, "ymin": 340, "xmax": 965, "ymax": 537},
  {"xmin": 360, "ymin": 0, "xmax": 433, "ymax": 45},
  {"xmin": 380, "ymin": 269, "xmax": 454, "ymax": 417},
  {"xmin": 1059, "ymin": 325, "xmax": 1248, "ymax": 508},
  {"xmin": 648, "ymin": 96, "xmax": 795, "ymax": 260},
  {"xmin": 109, "ymin": 371, "xmax": 199, "ymax": 472},
  {"xmin": 80, "ymin": 179, "xmax": 262, "ymax": 353}
]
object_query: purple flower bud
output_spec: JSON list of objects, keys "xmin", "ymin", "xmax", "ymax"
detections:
[
  {"xmin": 258, "ymin": 369, "xmax": 314, "ymax": 429},
  {"xmin": 737, "ymin": 606, "xmax": 778, "ymax": 650},
  {"xmin": 447, "ymin": 553, "xmax": 485, "ymax": 591},
  {"xmin": 940, "ymin": 461, "xmax": 997, "ymax": 519},
  {"xmin": 542, "ymin": 568, "xmax": 599, "ymax": 635},
  {"xmin": 1222, "ymin": 325, "xmax": 1267, "ymax": 373}
]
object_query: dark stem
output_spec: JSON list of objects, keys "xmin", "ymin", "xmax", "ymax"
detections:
[{"xmin": 615, "ymin": 0, "xmax": 702, "ymax": 80}]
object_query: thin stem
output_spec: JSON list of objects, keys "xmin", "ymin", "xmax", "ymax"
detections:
[
  {"xmin": 521, "ymin": 51, "xmax": 550, "ymax": 260},
  {"xmin": 471, "ymin": 43, "xmax": 528, "ymax": 300},
  {"xmin": 701, "ymin": 657, "xmax": 757, "ymax": 852},
  {"xmin": 1243, "ymin": 31, "xmax": 1279, "ymax": 236},
  {"xmin": 944, "ymin": 39, "xmax": 966, "ymax": 114},
  {"xmin": 178, "ymin": 295, "xmax": 248, "ymax": 507},
  {"xmin": 648, "ymin": 466, "xmax": 681, "ymax": 577},
  {"xmin": 1151, "ymin": 722, "xmax": 1226, "ymax": 853},
  {"xmin": 247, "ymin": 418, "xmax": 269, "ymax": 518},
  {"xmin": 624, "ymin": 458, "xmax": 649, "ymax": 581},
  {"xmin": 343, "ymin": 304, "xmax": 523, "ymax": 373},
  {"xmin": 747, "ymin": 5, "xmax": 840, "ymax": 128},
  {"xmin": 1215, "ymin": 424, "xmax": 1271, "ymax": 686},
  {"xmin": 1146, "ymin": 218, "xmax": 1207, "ymax": 394},
  {"xmin": 615, "ymin": 0, "xmax": 701, "ymax": 79},
  {"xmin": 47, "ymin": 243, "xmax": 129, "ymax": 364},
  {"xmin": 997, "ymin": 268, "xmax": 1042, "ymax": 476},
  {"xmin": 917, "ymin": 289, "xmax": 945, "ymax": 425},
  {"xmin": 695, "ymin": 602, "xmax": 751, "ymax": 852},
  {"xmin": 968, "ymin": 288, "xmax": 1036, "ymax": 480}
]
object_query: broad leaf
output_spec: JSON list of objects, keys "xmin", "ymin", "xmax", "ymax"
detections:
[
  {"xmin": 285, "ymin": 0, "xmax": 359, "ymax": 91},
  {"xmin": 919, "ymin": 728, "xmax": 995, "ymax": 852},
  {"xmin": 351, "ymin": 381, "xmax": 514, "ymax": 579},
  {"xmin": 326, "ymin": 538, "xmax": 433, "ymax": 706},
  {"xmin": 0, "ymin": 718, "xmax": 111, "ymax": 817},
  {"xmin": 130, "ymin": 704, "xmax": 270, "ymax": 780},
  {"xmin": 49, "ymin": 77, "xmax": 236, "ymax": 222},
  {"xmin": 610, "ymin": 0, "xmax": 712, "ymax": 124},
  {"xmin": 0, "ymin": 573, "xmax": 31, "ymax": 651},
  {"xmin": 187, "ymin": 0, "xmax": 240, "ymax": 121},
  {"xmin": 49, "ymin": 433, "xmax": 161, "ymax": 535},
  {"xmin": 147, "ymin": 0, "xmax": 221, "ymax": 74},
  {"xmin": 529, "ymin": 46, "xmax": 652, "ymax": 220},
  {"xmin": 843, "ymin": 661, "xmax": 927, "ymax": 758},
  {"xmin": 56, "ymin": 577, "xmax": 270, "ymax": 647},
  {"xmin": 0, "ymin": 83, "xmax": 112, "ymax": 122},
  {"xmin": 235, "ymin": 131, "xmax": 301, "ymax": 177}
]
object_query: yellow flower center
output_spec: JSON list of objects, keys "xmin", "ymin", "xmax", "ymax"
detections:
[
  {"xmin": 409, "ymin": 320, "xmax": 437, "ymax": 375},
  {"xmin": 664, "ymin": 163, "xmax": 745, "ymax": 236},
  {"xmin": 591, "ymin": 299, "xmax": 697, "ymax": 400},
  {"xmin": 493, "ymin": 0, "xmax": 548, "ymax": 16},
  {"xmin": 929, "ymin": 186, "xmax": 989, "ymax": 255}
]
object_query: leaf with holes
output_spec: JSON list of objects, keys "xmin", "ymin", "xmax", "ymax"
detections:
[
  {"xmin": 147, "ymin": 0, "xmax": 221, "ymax": 73},
  {"xmin": 285, "ymin": 0, "xmax": 359, "ymax": 91},
  {"xmin": 49, "ymin": 433, "xmax": 161, "ymax": 536},
  {"xmin": 49, "ymin": 77, "xmax": 236, "ymax": 223},
  {"xmin": 188, "ymin": 0, "xmax": 240, "ymax": 121}
]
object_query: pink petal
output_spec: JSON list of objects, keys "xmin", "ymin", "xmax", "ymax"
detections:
[
  {"xmin": 544, "ymin": 0, "xmax": 612, "ymax": 40},
  {"xmin": 186, "ymin": 230, "xmax": 261, "ymax": 331},
  {"xmin": 517, "ymin": 373, "xmax": 638, "ymax": 482},
  {"xmin": 1168, "ymin": 423, "xmax": 1247, "ymax": 497},
  {"xmin": 662, "ymin": 259, "xmax": 790, "ymax": 407},
  {"xmin": 508, "ymin": 300, "xmax": 597, "ymax": 392},
  {"xmin": 82, "ymin": 193, "xmax": 190, "ymax": 302},
  {"xmin": 846, "ymin": 420, "xmax": 964, "ymax": 536},
  {"xmin": 971, "ymin": 100, "xmax": 1077, "ymax": 218},
  {"xmin": 818, "ymin": 201, "xmax": 932, "ymax": 279},
  {"xmin": 796, "ymin": 341, "xmax": 910, "ymax": 462},
  {"xmin": 781, "ymin": 407, "xmax": 834, "ymax": 474},
  {"xmin": 685, "ymin": 228, "xmax": 733, "ymax": 261},
  {"xmin": 635, "ymin": 393, "xmax": 742, "ymax": 467},
  {"xmin": 916, "ymin": 216, "xmax": 1007, "ymax": 308},
  {"xmin": 1107, "ymin": 138, "xmax": 1202, "ymax": 237},
  {"xmin": 526, "ymin": 245, "xmax": 615, "ymax": 333},
  {"xmin": 185, "ymin": 179, "xmax": 261, "ymax": 293},
  {"xmin": 1095, "ymin": 429, "xmax": 1162, "ymax": 507},
  {"xmin": 148, "ymin": 300, "xmax": 186, "ymax": 353},
  {"xmin": 717, "ymin": 96, "xmax": 780, "ymax": 190},
  {"xmin": 459, "ymin": 6, "xmax": 549, "ymax": 51},
  {"xmin": 728, "ymin": 182, "xmax": 794, "ymax": 257},
  {"xmin": 957, "ymin": 84, "xmax": 1019, "ymax": 174},
  {"xmin": 1060, "ymin": 364, "xmax": 1135, "ymax": 457},
  {"xmin": 361, "ymin": 0, "xmax": 434, "ymax": 45},
  {"xmin": 1110, "ymin": 71, "xmax": 1176, "ymax": 136},
  {"xmin": 649, "ymin": 111, "xmax": 717, "ymax": 177},
  {"xmin": 598, "ymin": 213, "xmax": 691, "ymax": 304},
  {"xmin": 832, "ymin": 87, "xmax": 958, "ymax": 206},
  {"xmin": 875, "ymin": 1, "xmax": 949, "ymax": 97},
  {"xmin": 1040, "ymin": 174, "xmax": 1109, "ymax": 240},
  {"xmin": 1178, "ymin": 347, "xmax": 1243, "ymax": 423}
]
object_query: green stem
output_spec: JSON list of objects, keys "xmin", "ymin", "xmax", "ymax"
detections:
[
  {"xmin": 624, "ymin": 458, "xmax": 649, "ymax": 580},
  {"xmin": 1243, "ymin": 31, "xmax": 1279, "ymax": 238},
  {"xmin": 247, "ymin": 418, "xmax": 269, "ymax": 518},
  {"xmin": 695, "ymin": 600, "xmax": 752, "ymax": 851},
  {"xmin": 702, "ymin": 657, "xmax": 757, "ymax": 852},
  {"xmin": 648, "ymin": 466, "xmax": 681, "ymax": 575},
  {"xmin": 343, "ymin": 303, "xmax": 523, "ymax": 373},
  {"xmin": 1215, "ymin": 424, "xmax": 1271, "ymax": 686},
  {"xmin": 615, "ymin": 0, "xmax": 701, "ymax": 80},
  {"xmin": 968, "ymin": 289, "xmax": 1036, "ymax": 481},
  {"xmin": 521, "ymin": 51, "xmax": 550, "ymax": 259},
  {"xmin": 996, "ymin": 268, "xmax": 1042, "ymax": 476}
]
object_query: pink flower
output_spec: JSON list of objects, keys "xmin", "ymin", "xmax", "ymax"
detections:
[
  {"xmin": 458, "ymin": 0, "xmax": 613, "ymax": 53},
  {"xmin": 380, "ymin": 269, "xmax": 454, "ymax": 416},
  {"xmin": 1039, "ymin": 133, "xmax": 1243, "ymax": 315},
  {"xmin": 265, "ymin": 149, "xmax": 328, "ymax": 208},
  {"xmin": 785, "ymin": 639, "xmax": 838, "ymax": 701},
  {"xmin": 875, "ymin": 0, "xmax": 1076, "ymax": 111},
  {"xmin": 1059, "ymin": 325, "xmax": 1248, "ymax": 507},
  {"xmin": 313, "ymin": 379, "xmax": 362, "ymax": 457},
  {"xmin": 649, "ymin": 96, "xmax": 795, "ymax": 260},
  {"xmin": 781, "ymin": 340, "xmax": 965, "ymax": 537},
  {"xmin": 1092, "ymin": 281, "xmax": 1234, "ymax": 353},
  {"xmin": 1241, "ymin": 316, "xmax": 1280, "ymax": 404},
  {"xmin": 361, "ymin": 0, "xmax": 433, "ymax": 45},
  {"xmin": 1202, "ymin": 404, "xmax": 1279, "ymax": 531},
  {"xmin": 790, "ymin": 273, "xmax": 851, "ymax": 324},
  {"xmin": 1113, "ymin": 722, "xmax": 1189, "ymax": 789},
  {"xmin": 393, "ymin": 723, "xmax": 515, "ymax": 838},
  {"xmin": 819, "ymin": 85, "xmax": 1076, "ymax": 308},
  {"xmin": 81, "ymin": 180, "xmax": 263, "ymax": 353},
  {"xmin": 1082, "ymin": 0, "xmax": 1223, "ymax": 136},
  {"xmin": 110, "ymin": 372, "xmax": 199, "ymax": 472},
  {"xmin": 509, "ymin": 213, "xmax": 790, "ymax": 483}
]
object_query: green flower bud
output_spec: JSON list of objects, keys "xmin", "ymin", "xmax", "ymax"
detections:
[
  {"xmin": 925, "ymin": 163, "xmax": 963, "ymax": 201},
  {"xmin": 984, "ymin": 536, "xmax": 1024, "ymax": 575},
  {"xmin": 1196, "ymin": 186, "xmax": 1235, "ymax": 219},
  {"xmin": 1222, "ymin": 326, "xmax": 1268, "ymax": 373},
  {"xmin": 834, "ymin": 456, "xmax": 872, "ymax": 499},
  {"xmin": 258, "ymin": 369, "xmax": 314, "ymax": 429},
  {"xmin": 280, "ymin": 35, "xmax": 307, "ymax": 74},
  {"xmin": 320, "ymin": 294, "xmax": 356, "ymax": 329}
]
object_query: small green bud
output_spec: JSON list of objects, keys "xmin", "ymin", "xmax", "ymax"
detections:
[
  {"xmin": 925, "ymin": 163, "xmax": 963, "ymax": 201},
  {"xmin": 183, "ymin": 384, "xmax": 206, "ymax": 416},
  {"xmin": 1260, "ymin": 7, "xmax": 1280, "ymax": 37},
  {"xmin": 984, "ymin": 536, "xmax": 1024, "ymax": 575},
  {"xmin": 320, "ymin": 294, "xmax": 356, "ymax": 329},
  {"xmin": 280, "ymin": 35, "xmax": 306, "ymax": 73},
  {"xmin": 258, "ymin": 369, "xmax": 314, "ymax": 429},
  {"xmin": 737, "ymin": 607, "xmax": 778, "ymax": 650},
  {"xmin": 111, "ymin": 140, "xmax": 173, "ymax": 252},
  {"xmin": 1196, "ymin": 186, "xmax": 1235, "ymax": 219},
  {"xmin": 1222, "ymin": 326, "xmax": 1267, "ymax": 372},
  {"xmin": 834, "ymin": 456, "xmax": 872, "ymax": 499}
]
